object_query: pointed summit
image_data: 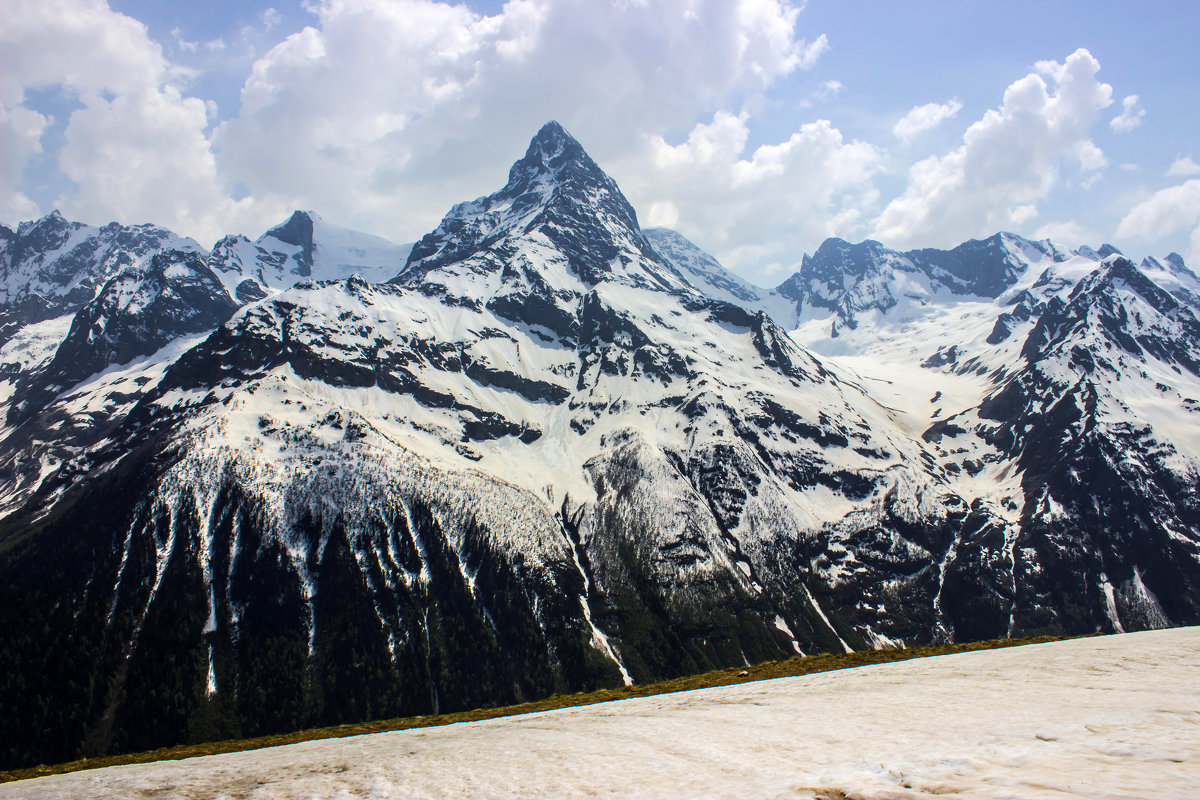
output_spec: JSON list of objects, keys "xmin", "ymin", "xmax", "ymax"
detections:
[
  {"xmin": 15, "ymin": 208, "xmax": 75, "ymax": 238},
  {"xmin": 263, "ymin": 210, "xmax": 316, "ymax": 272},
  {"xmin": 506, "ymin": 120, "xmax": 603, "ymax": 188},
  {"xmin": 395, "ymin": 121, "xmax": 685, "ymax": 296},
  {"xmin": 265, "ymin": 210, "xmax": 315, "ymax": 248}
]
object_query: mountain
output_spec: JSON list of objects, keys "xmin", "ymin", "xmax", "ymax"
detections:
[
  {"xmin": 642, "ymin": 226, "xmax": 795, "ymax": 322},
  {"xmin": 0, "ymin": 121, "xmax": 1197, "ymax": 771},
  {"xmin": 777, "ymin": 232, "xmax": 1069, "ymax": 337},
  {"xmin": 778, "ymin": 234, "xmax": 1200, "ymax": 641},
  {"xmin": 0, "ymin": 212, "xmax": 203, "ymax": 347},
  {"xmin": 208, "ymin": 210, "xmax": 413, "ymax": 303}
]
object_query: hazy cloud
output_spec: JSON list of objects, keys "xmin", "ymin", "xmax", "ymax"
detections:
[
  {"xmin": 259, "ymin": 7, "xmax": 283, "ymax": 30},
  {"xmin": 893, "ymin": 99, "xmax": 962, "ymax": 143},
  {"xmin": 797, "ymin": 33, "xmax": 829, "ymax": 68},
  {"xmin": 1110, "ymin": 94, "xmax": 1145, "ymax": 132},
  {"xmin": 1116, "ymin": 179, "xmax": 1200, "ymax": 264},
  {"xmin": 0, "ymin": 102, "xmax": 49, "ymax": 222},
  {"xmin": 1033, "ymin": 219, "xmax": 1091, "ymax": 248},
  {"xmin": 1168, "ymin": 156, "xmax": 1200, "ymax": 177}
]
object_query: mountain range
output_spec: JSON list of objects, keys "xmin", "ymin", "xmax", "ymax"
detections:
[{"xmin": 1, "ymin": 121, "xmax": 1197, "ymax": 769}]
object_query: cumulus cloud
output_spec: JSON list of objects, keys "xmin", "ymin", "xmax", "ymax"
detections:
[
  {"xmin": 213, "ymin": 0, "xmax": 822, "ymax": 252},
  {"xmin": 1168, "ymin": 156, "xmax": 1200, "ymax": 177},
  {"xmin": 1116, "ymin": 180, "xmax": 1200, "ymax": 264},
  {"xmin": 628, "ymin": 110, "xmax": 880, "ymax": 278},
  {"xmin": 893, "ymin": 99, "xmax": 962, "ymax": 142},
  {"xmin": 872, "ymin": 48, "xmax": 1113, "ymax": 249},
  {"xmin": 1110, "ymin": 94, "xmax": 1144, "ymax": 132},
  {"xmin": 17, "ymin": 2, "xmax": 1152, "ymax": 283},
  {"xmin": 0, "ymin": 0, "xmax": 272, "ymax": 240},
  {"xmin": 0, "ymin": 0, "xmax": 826, "ymax": 249}
]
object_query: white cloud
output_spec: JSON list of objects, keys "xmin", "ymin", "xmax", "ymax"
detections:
[
  {"xmin": 819, "ymin": 79, "xmax": 843, "ymax": 98},
  {"xmin": 798, "ymin": 79, "xmax": 843, "ymax": 108},
  {"xmin": 796, "ymin": 33, "xmax": 828, "ymax": 68},
  {"xmin": 172, "ymin": 26, "xmax": 199, "ymax": 54},
  {"xmin": 1110, "ymin": 94, "xmax": 1144, "ymax": 132},
  {"xmin": 628, "ymin": 110, "xmax": 880, "ymax": 278},
  {"xmin": 872, "ymin": 48, "xmax": 1114, "ymax": 249},
  {"xmin": 1168, "ymin": 156, "xmax": 1200, "ymax": 177},
  {"xmin": 1, "ymin": 0, "xmax": 827, "ymax": 253},
  {"xmin": 1033, "ymin": 219, "xmax": 1091, "ymax": 247},
  {"xmin": 0, "ymin": 103, "xmax": 49, "ymax": 222},
  {"xmin": 893, "ymin": 99, "xmax": 962, "ymax": 142},
  {"xmin": 213, "ymin": 0, "xmax": 819, "ymax": 254},
  {"xmin": 0, "ymin": 0, "xmax": 273, "ymax": 240},
  {"xmin": 1116, "ymin": 179, "xmax": 1200, "ymax": 258},
  {"xmin": 260, "ymin": 8, "xmax": 283, "ymax": 30}
]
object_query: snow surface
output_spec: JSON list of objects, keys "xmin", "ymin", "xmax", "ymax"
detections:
[
  {"xmin": 0, "ymin": 214, "xmax": 203, "ymax": 307},
  {"xmin": 0, "ymin": 313, "xmax": 73, "ymax": 404},
  {"xmin": 6, "ymin": 627, "xmax": 1198, "ymax": 800},
  {"xmin": 208, "ymin": 212, "xmax": 412, "ymax": 300}
]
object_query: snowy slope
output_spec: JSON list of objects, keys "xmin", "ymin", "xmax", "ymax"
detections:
[
  {"xmin": 0, "ymin": 249, "xmax": 237, "ymax": 519},
  {"xmin": 642, "ymin": 226, "xmax": 796, "ymax": 323},
  {"xmin": 0, "ymin": 212, "xmax": 203, "ymax": 349},
  {"xmin": 8, "ymin": 627, "xmax": 1198, "ymax": 800},
  {"xmin": 781, "ymin": 238, "xmax": 1200, "ymax": 638},
  {"xmin": 208, "ymin": 210, "xmax": 412, "ymax": 302}
]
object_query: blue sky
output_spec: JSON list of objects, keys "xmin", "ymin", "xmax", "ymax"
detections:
[{"xmin": 4, "ymin": 0, "xmax": 1198, "ymax": 285}]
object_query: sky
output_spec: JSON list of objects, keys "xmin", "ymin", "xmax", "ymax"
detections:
[{"xmin": 2, "ymin": 0, "xmax": 1198, "ymax": 287}]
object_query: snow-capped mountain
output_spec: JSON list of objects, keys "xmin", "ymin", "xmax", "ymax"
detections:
[
  {"xmin": 0, "ymin": 121, "xmax": 1197, "ymax": 771},
  {"xmin": 778, "ymin": 232, "xmax": 1070, "ymax": 337},
  {"xmin": 0, "ymin": 212, "xmax": 203, "ymax": 346},
  {"xmin": 10, "ymin": 249, "xmax": 237, "ymax": 424},
  {"xmin": 208, "ymin": 210, "xmax": 413, "ymax": 303},
  {"xmin": 781, "ymin": 234, "xmax": 1200, "ymax": 641}
]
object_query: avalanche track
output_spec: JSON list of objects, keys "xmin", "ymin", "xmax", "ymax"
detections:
[{"xmin": 6, "ymin": 627, "xmax": 1197, "ymax": 800}]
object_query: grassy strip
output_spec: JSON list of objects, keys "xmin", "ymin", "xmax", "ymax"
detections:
[{"xmin": 1, "ymin": 633, "xmax": 1083, "ymax": 784}]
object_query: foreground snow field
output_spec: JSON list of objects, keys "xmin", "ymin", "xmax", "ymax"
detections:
[{"xmin": 5, "ymin": 628, "xmax": 1198, "ymax": 800}]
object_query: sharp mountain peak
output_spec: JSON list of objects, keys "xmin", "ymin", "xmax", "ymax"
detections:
[{"xmin": 395, "ymin": 121, "xmax": 677, "ymax": 292}]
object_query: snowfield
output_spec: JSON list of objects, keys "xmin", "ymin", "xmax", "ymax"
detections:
[{"xmin": 6, "ymin": 628, "xmax": 1198, "ymax": 799}]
